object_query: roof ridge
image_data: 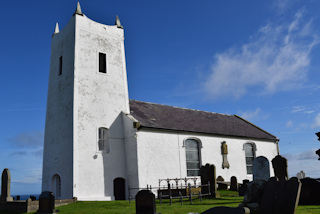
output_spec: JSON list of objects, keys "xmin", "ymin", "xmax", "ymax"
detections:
[
  {"xmin": 130, "ymin": 99, "xmax": 232, "ymax": 116},
  {"xmin": 234, "ymin": 115, "xmax": 279, "ymax": 140}
]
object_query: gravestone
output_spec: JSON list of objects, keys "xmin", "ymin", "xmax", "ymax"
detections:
[
  {"xmin": 298, "ymin": 178, "xmax": 320, "ymax": 205},
  {"xmin": 260, "ymin": 177, "xmax": 301, "ymax": 214},
  {"xmin": 241, "ymin": 179, "xmax": 267, "ymax": 212},
  {"xmin": 136, "ymin": 190, "xmax": 157, "ymax": 214},
  {"xmin": 37, "ymin": 191, "xmax": 55, "ymax": 214},
  {"xmin": 216, "ymin": 176, "xmax": 228, "ymax": 190},
  {"xmin": 296, "ymin": 170, "xmax": 306, "ymax": 179},
  {"xmin": 271, "ymin": 155, "xmax": 288, "ymax": 180},
  {"xmin": 229, "ymin": 176, "xmax": 238, "ymax": 191},
  {"xmin": 200, "ymin": 164, "xmax": 219, "ymax": 198},
  {"xmin": 0, "ymin": 168, "xmax": 13, "ymax": 203},
  {"xmin": 253, "ymin": 156, "xmax": 270, "ymax": 181},
  {"xmin": 202, "ymin": 206, "xmax": 250, "ymax": 214},
  {"xmin": 239, "ymin": 179, "xmax": 249, "ymax": 196}
]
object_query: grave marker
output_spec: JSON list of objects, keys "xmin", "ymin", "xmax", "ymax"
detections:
[
  {"xmin": 230, "ymin": 176, "xmax": 238, "ymax": 191},
  {"xmin": 0, "ymin": 168, "xmax": 13, "ymax": 203},
  {"xmin": 200, "ymin": 164, "xmax": 219, "ymax": 198},
  {"xmin": 136, "ymin": 190, "xmax": 157, "ymax": 214},
  {"xmin": 271, "ymin": 155, "xmax": 288, "ymax": 180},
  {"xmin": 253, "ymin": 156, "xmax": 270, "ymax": 181}
]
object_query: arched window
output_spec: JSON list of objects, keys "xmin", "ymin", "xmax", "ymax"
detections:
[
  {"xmin": 98, "ymin": 127, "xmax": 109, "ymax": 152},
  {"xmin": 185, "ymin": 139, "xmax": 201, "ymax": 176},
  {"xmin": 244, "ymin": 143, "xmax": 256, "ymax": 174},
  {"xmin": 51, "ymin": 174, "xmax": 61, "ymax": 198}
]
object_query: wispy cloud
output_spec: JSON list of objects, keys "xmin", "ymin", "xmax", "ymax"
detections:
[
  {"xmin": 286, "ymin": 120, "xmax": 293, "ymax": 127},
  {"xmin": 204, "ymin": 10, "xmax": 319, "ymax": 100},
  {"xmin": 311, "ymin": 113, "xmax": 320, "ymax": 128},
  {"xmin": 7, "ymin": 131, "xmax": 44, "ymax": 148},
  {"xmin": 238, "ymin": 108, "xmax": 262, "ymax": 122},
  {"xmin": 283, "ymin": 149, "xmax": 318, "ymax": 161}
]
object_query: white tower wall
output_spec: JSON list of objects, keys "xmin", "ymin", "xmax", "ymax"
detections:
[{"xmin": 42, "ymin": 7, "xmax": 130, "ymax": 200}]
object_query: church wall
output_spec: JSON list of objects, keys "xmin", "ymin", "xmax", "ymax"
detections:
[
  {"xmin": 42, "ymin": 17, "xmax": 76, "ymax": 199},
  {"xmin": 72, "ymin": 15, "xmax": 129, "ymax": 201},
  {"xmin": 135, "ymin": 129, "xmax": 278, "ymax": 193}
]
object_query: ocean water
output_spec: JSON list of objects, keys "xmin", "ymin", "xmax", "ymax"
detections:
[{"xmin": 12, "ymin": 194, "xmax": 40, "ymax": 200}]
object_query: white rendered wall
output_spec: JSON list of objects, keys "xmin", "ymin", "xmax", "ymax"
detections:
[
  {"xmin": 42, "ymin": 16, "xmax": 76, "ymax": 199},
  {"xmin": 73, "ymin": 14, "xmax": 129, "ymax": 201},
  {"xmin": 135, "ymin": 129, "xmax": 278, "ymax": 193}
]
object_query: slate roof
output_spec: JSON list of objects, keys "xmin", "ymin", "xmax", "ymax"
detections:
[{"xmin": 129, "ymin": 100, "xmax": 278, "ymax": 141}]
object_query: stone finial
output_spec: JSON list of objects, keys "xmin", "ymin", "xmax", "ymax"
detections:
[
  {"xmin": 54, "ymin": 23, "xmax": 59, "ymax": 35},
  {"xmin": 74, "ymin": 2, "xmax": 83, "ymax": 16},
  {"xmin": 115, "ymin": 15, "xmax": 123, "ymax": 29}
]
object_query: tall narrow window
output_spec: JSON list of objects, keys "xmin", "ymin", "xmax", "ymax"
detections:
[
  {"xmin": 185, "ymin": 139, "xmax": 201, "ymax": 176},
  {"xmin": 99, "ymin": 52, "xmax": 107, "ymax": 73},
  {"xmin": 244, "ymin": 143, "xmax": 255, "ymax": 174},
  {"xmin": 59, "ymin": 56, "xmax": 63, "ymax": 76},
  {"xmin": 98, "ymin": 127, "xmax": 109, "ymax": 152},
  {"xmin": 51, "ymin": 174, "xmax": 61, "ymax": 199}
]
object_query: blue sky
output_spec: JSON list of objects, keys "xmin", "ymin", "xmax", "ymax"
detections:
[{"xmin": 1, "ymin": 0, "xmax": 320, "ymax": 195}]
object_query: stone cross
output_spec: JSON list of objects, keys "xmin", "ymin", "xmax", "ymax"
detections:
[
  {"xmin": 200, "ymin": 164, "xmax": 219, "ymax": 198},
  {"xmin": 271, "ymin": 155, "xmax": 288, "ymax": 180},
  {"xmin": 253, "ymin": 156, "xmax": 270, "ymax": 181},
  {"xmin": 136, "ymin": 190, "xmax": 157, "ymax": 214},
  {"xmin": 0, "ymin": 168, "xmax": 13, "ymax": 203},
  {"xmin": 296, "ymin": 170, "xmax": 306, "ymax": 179},
  {"xmin": 230, "ymin": 176, "xmax": 238, "ymax": 191}
]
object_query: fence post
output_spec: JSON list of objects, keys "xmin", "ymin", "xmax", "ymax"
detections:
[
  {"xmin": 188, "ymin": 183, "xmax": 192, "ymax": 205},
  {"xmin": 208, "ymin": 181, "xmax": 211, "ymax": 199},
  {"xmin": 128, "ymin": 186, "xmax": 131, "ymax": 204},
  {"xmin": 169, "ymin": 183, "xmax": 172, "ymax": 206},
  {"xmin": 179, "ymin": 191, "xmax": 183, "ymax": 205},
  {"xmin": 199, "ymin": 191, "xmax": 202, "ymax": 202},
  {"xmin": 159, "ymin": 192, "xmax": 162, "ymax": 205}
]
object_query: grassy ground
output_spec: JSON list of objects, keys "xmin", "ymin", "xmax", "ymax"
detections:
[{"xmin": 1, "ymin": 190, "xmax": 320, "ymax": 214}]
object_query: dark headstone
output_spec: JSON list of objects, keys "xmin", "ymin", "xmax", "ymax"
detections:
[
  {"xmin": 241, "ymin": 179, "xmax": 267, "ymax": 213},
  {"xmin": 216, "ymin": 176, "xmax": 227, "ymax": 190},
  {"xmin": 0, "ymin": 168, "xmax": 13, "ymax": 203},
  {"xmin": 239, "ymin": 180, "xmax": 249, "ymax": 196},
  {"xmin": 230, "ymin": 176, "xmax": 238, "ymax": 191},
  {"xmin": 260, "ymin": 177, "xmax": 301, "ymax": 214},
  {"xmin": 201, "ymin": 206, "xmax": 250, "ymax": 214},
  {"xmin": 253, "ymin": 156, "xmax": 270, "ymax": 181},
  {"xmin": 16, "ymin": 195, "xmax": 20, "ymax": 200},
  {"xmin": 37, "ymin": 191, "xmax": 55, "ymax": 214},
  {"xmin": 200, "ymin": 164, "xmax": 219, "ymax": 198},
  {"xmin": 271, "ymin": 155, "xmax": 288, "ymax": 180},
  {"xmin": 136, "ymin": 190, "xmax": 157, "ymax": 214},
  {"xmin": 299, "ymin": 178, "xmax": 320, "ymax": 205}
]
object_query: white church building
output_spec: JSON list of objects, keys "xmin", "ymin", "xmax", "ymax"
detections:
[{"xmin": 42, "ymin": 3, "xmax": 279, "ymax": 201}]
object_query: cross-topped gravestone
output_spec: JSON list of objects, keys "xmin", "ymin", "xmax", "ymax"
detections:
[
  {"xmin": 0, "ymin": 168, "xmax": 13, "ymax": 203},
  {"xmin": 200, "ymin": 164, "xmax": 219, "ymax": 198},
  {"xmin": 230, "ymin": 176, "xmax": 238, "ymax": 191},
  {"xmin": 271, "ymin": 155, "xmax": 288, "ymax": 180},
  {"xmin": 136, "ymin": 190, "xmax": 157, "ymax": 214},
  {"xmin": 253, "ymin": 156, "xmax": 270, "ymax": 181}
]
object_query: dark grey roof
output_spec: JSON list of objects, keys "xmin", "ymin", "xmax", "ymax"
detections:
[{"xmin": 129, "ymin": 100, "xmax": 278, "ymax": 141}]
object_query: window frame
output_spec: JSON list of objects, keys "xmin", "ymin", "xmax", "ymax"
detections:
[
  {"xmin": 243, "ymin": 142, "xmax": 256, "ymax": 175},
  {"xmin": 58, "ymin": 56, "xmax": 63, "ymax": 76},
  {"xmin": 98, "ymin": 127, "xmax": 109, "ymax": 153},
  {"xmin": 183, "ymin": 138, "xmax": 202, "ymax": 177}
]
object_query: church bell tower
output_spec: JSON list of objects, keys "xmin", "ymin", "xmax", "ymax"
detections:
[{"xmin": 42, "ymin": 3, "xmax": 130, "ymax": 200}]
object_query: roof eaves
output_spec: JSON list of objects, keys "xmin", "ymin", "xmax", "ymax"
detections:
[
  {"xmin": 234, "ymin": 115, "xmax": 278, "ymax": 140},
  {"xmin": 137, "ymin": 125, "xmax": 278, "ymax": 142}
]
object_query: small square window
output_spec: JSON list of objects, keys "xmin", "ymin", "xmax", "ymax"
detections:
[{"xmin": 99, "ymin": 53, "xmax": 106, "ymax": 73}]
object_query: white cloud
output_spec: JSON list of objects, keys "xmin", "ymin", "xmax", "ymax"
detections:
[
  {"xmin": 239, "ymin": 108, "xmax": 261, "ymax": 122},
  {"xmin": 311, "ymin": 113, "xmax": 320, "ymax": 128},
  {"xmin": 286, "ymin": 120, "xmax": 293, "ymax": 127},
  {"xmin": 205, "ymin": 10, "xmax": 319, "ymax": 99}
]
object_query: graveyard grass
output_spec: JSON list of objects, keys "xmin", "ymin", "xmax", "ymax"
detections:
[{"xmin": 1, "ymin": 190, "xmax": 320, "ymax": 214}]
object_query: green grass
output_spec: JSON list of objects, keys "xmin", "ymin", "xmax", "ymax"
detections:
[{"xmin": 1, "ymin": 190, "xmax": 320, "ymax": 214}]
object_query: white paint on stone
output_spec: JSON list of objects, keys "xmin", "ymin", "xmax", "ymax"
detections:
[{"xmin": 42, "ymin": 6, "xmax": 279, "ymax": 201}]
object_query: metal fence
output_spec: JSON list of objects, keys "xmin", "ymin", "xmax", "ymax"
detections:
[{"xmin": 128, "ymin": 177, "xmax": 211, "ymax": 205}]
